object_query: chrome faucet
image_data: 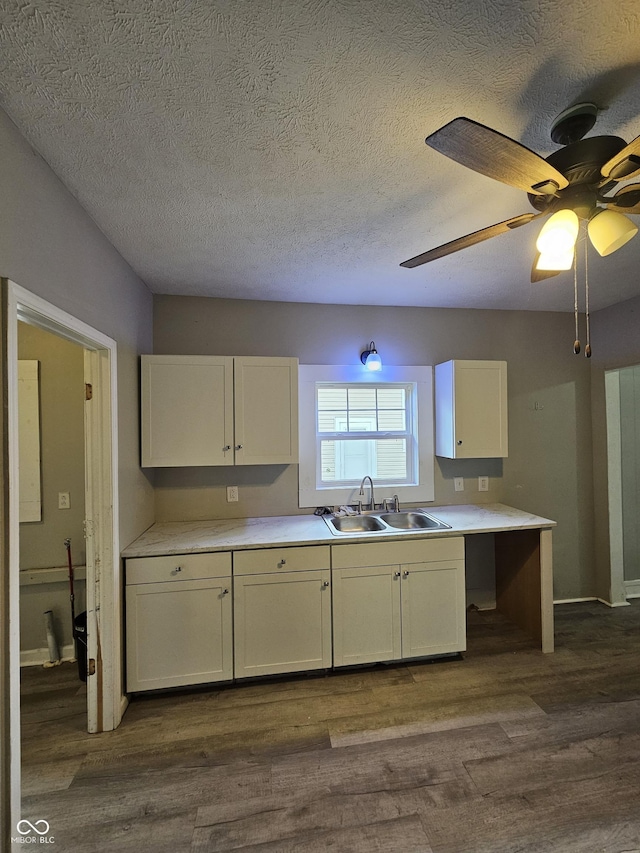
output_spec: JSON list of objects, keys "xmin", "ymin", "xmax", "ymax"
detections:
[{"xmin": 358, "ymin": 476, "xmax": 375, "ymax": 511}]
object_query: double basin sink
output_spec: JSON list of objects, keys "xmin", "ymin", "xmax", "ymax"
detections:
[{"xmin": 323, "ymin": 509, "xmax": 451, "ymax": 536}]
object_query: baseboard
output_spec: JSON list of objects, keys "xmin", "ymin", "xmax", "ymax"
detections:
[
  {"xmin": 553, "ymin": 596, "xmax": 631, "ymax": 608},
  {"xmin": 623, "ymin": 579, "xmax": 640, "ymax": 599},
  {"xmin": 553, "ymin": 597, "xmax": 597, "ymax": 605},
  {"xmin": 20, "ymin": 643, "xmax": 76, "ymax": 667}
]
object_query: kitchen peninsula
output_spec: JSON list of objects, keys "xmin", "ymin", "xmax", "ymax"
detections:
[{"xmin": 123, "ymin": 504, "xmax": 555, "ymax": 692}]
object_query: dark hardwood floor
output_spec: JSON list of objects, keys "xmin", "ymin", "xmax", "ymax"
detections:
[{"xmin": 20, "ymin": 601, "xmax": 640, "ymax": 852}]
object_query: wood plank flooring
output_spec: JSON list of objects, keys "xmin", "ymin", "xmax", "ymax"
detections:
[{"xmin": 19, "ymin": 601, "xmax": 640, "ymax": 852}]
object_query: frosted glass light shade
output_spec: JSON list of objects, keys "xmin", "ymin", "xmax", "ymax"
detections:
[
  {"xmin": 588, "ymin": 209, "xmax": 638, "ymax": 256},
  {"xmin": 364, "ymin": 351, "xmax": 382, "ymax": 371},
  {"xmin": 535, "ymin": 250, "xmax": 574, "ymax": 271},
  {"xmin": 536, "ymin": 209, "xmax": 580, "ymax": 255}
]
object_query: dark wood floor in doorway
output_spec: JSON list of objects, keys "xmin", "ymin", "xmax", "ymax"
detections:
[{"xmin": 20, "ymin": 601, "xmax": 640, "ymax": 852}]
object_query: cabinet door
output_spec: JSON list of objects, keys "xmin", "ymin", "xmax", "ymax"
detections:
[
  {"xmin": 233, "ymin": 357, "xmax": 298, "ymax": 465},
  {"xmin": 141, "ymin": 355, "xmax": 234, "ymax": 467},
  {"xmin": 126, "ymin": 578, "xmax": 233, "ymax": 691},
  {"xmin": 435, "ymin": 360, "xmax": 507, "ymax": 458},
  {"xmin": 332, "ymin": 566, "xmax": 401, "ymax": 666},
  {"xmin": 400, "ymin": 560, "xmax": 466, "ymax": 658},
  {"xmin": 234, "ymin": 569, "xmax": 331, "ymax": 678}
]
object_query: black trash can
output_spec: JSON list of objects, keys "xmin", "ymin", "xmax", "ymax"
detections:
[{"xmin": 74, "ymin": 611, "xmax": 88, "ymax": 682}]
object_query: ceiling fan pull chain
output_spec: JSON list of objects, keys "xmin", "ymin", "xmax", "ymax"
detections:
[
  {"xmin": 584, "ymin": 237, "xmax": 591, "ymax": 358},
  {"xmin": 573, "ymin": 245, "xmax": 580, "ymax": 355}
]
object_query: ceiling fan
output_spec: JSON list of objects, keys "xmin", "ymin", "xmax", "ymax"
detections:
[{"xmin": 400, "ymin": 103, "xmax": 640, "ymax": 282}]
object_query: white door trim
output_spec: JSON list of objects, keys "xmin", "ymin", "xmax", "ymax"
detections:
[
  {"xmin": 605, "ymin": 368, "xmax": 629, "ymax": 607},
  {"xmin": 3, "ymin": 280, "xmax": 123, "ymax": 847}
]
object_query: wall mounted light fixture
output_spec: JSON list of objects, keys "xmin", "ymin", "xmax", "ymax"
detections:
[{"xmin": 360, "ymin": 341, "xmax": 382, "ymax": 371}]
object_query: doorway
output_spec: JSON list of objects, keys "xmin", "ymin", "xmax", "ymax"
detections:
[{"xmin": 2, "ymin": 279, "xmax": 122, "ymax": 844}]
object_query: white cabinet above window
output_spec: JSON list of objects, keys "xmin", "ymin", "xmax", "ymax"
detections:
[
  {"xmin": 435, "ymin": 359, "xmax": 508, "ymax": 459},
  {"xmin": 141, "ymin": 355, "xmax": 298, "ymax": 467}
]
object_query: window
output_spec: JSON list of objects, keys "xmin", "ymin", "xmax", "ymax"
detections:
[
  {"xmin": 317, "ymin": 384, "xmax": 413, "ymax": 485},
  {"xmin": 299, "ymin": 365, "xmax": 434, "ymax": 508}
]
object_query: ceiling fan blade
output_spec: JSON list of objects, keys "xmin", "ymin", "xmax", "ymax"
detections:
[
  {"xmin": 531, "ymin": 254, "xmax": 563, "ymax": 283},
  {"xmin": 604, "ymin": 183, "xmax": 640, "ymax": 209},
  {"xmin": 400, "ymin": 212, "xmax": 546, "ymax": 268},
  {"xmin": 601, "ymin": 133, "xmax": 640, "ymax": 180},
  {"xmin": 426, "ymin": 117, "xmax": 569, "ymax": 195}
]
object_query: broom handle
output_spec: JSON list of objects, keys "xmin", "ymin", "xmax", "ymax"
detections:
[{"xmin": 64, "ymin": 537, "xmax": 76, "ymax": 623}]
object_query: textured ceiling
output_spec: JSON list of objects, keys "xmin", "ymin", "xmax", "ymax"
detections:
[{"xmin": 3, "ymin": 0, "xmax": 640, "ymax": 311}]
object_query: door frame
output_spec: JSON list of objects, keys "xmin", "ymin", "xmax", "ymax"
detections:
[
  {"xmin": 605, "ymin": 367, "xmax": 631, "ymax": 606},
  {"xmin": 1, "ymin": 279, "xmax": 122, "ymax": 846}
]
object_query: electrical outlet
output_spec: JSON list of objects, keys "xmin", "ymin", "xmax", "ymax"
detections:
[
  {"xmin": 454, "ymin": 477, "xmax": 464, "ymax": 492},
  {"xmin": 226, "ymin": 485, "xmax": 239, "ymax": 503},
  {"xmin": 58, "ymin": 492, "xmax": 70, "ymax": 509},
  {"xmin": 478, "ymin": 476, "xmax": 489, "ymax": 492}
]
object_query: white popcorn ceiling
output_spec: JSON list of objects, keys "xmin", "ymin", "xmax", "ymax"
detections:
[{"xmin": 2, "ymin": 0, "xmax": 640, "ymax": 311}]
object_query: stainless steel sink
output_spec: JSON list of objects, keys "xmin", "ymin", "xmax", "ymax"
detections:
[
  {"xmin": 378, "ymin": 511, "xmax": 449, "ymax": 530},
  {"xmin": 323, "ymin": 509, "xmax": 450, "ymax": 535},
  {"xmin": 327, "ymin": 514, "xmax": 387, "ymax": 533}
]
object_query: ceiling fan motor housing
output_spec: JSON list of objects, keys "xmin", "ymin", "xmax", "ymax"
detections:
[{"xmin": 528, "ymin": 136, "xmax": 627, "ymax": 212}]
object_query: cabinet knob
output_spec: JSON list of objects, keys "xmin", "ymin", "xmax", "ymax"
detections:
[
  {"xmin": 278, "ymin": 559, "xmax": 287, "ymax": 567},
  {"xmin": 222, "ymin": 588, "xmax": 229, "ymax": 595},
  {"xmin": 394, "ymin": 571, "xmax": 401, "ymax": 578},
  {"xmin": 235, "ymin": 444, "xmax": 243, "ymax": 450},
  {"xmin": 456, "ymin": 439, "xmax": 463, "ymax": 445},
  {"xmin": 223, "ymin": 445, "xmax": 231, "ymax": 451},
  {"xmin": 403, "ymin": 570, "xmax": 409, "ymax": 578},
  {"xmin": 171, "ymin": 566, "xmax": 182, "ymax": 575},
  {"xmin": 322, "ymin": 580, "xmax": 330, "ymax": 588}
]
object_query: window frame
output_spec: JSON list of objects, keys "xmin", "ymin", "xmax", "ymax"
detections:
[{"xmin": 298, "ymin": 364, "xmax": 435, "ymax": 508}]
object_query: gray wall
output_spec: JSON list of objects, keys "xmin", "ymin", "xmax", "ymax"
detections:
[
  {"xmin": 0, "ymin": 106, "xmax": 155, "ymax": 551},
  {"xmin": 18, "ymin": 323, "xmax": 85, "ymax": 570},
  {"xmin": 18, "ymin": 323, "xmax": 87, "ymax": 658},
  {"xmin": 154, "ymin": 294, "xmax": 594, "ymax": 600}
]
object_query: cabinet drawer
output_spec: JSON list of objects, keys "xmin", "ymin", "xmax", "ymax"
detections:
[
  {"xmin": 126, "ymin": 552, "xmax": 231, "ymax": 585},
  {"xmin": 332, "ymin": 537, "xmax": 464, "ymax": 569},
  {"xmin": 233, "ymin": 545, "xmax": 330, "ymax": 576}
]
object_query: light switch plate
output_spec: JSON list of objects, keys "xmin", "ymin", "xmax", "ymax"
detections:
[{"xmin": 454, "ymin": 477, "xmax": 464, "ymax": 492}]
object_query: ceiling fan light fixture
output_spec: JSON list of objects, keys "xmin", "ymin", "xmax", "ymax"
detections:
[
  {"xmin": 536, "ymin": 209, "xmax": 580, "ymax": 256},
  {"xmin": 535, "ymin": 250, "xmax": 574, "ymax": 271},
  {"xmin": 587, "ymin": 208, "xmax": 638, "ymax": 256}
]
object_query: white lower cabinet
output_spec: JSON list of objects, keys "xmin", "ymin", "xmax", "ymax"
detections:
[
  {"xmin": 233, "ymin": 546, "xmax": 332, "ymax": 678},
  {"xmin": 125, "ymin": 552, "xmax": 233, "ymax": 691},
  {"xmin": 125, "ymin": 538, "xmax": 466, "ymax": 691},
  {"xmin": 332, "ymin": 537, "xmax": 466, "ymax": 666}
]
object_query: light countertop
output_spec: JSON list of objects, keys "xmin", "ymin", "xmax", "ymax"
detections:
[{"xmin": 122, "ymin": 503, "xmax": 556, "ymax": 559}]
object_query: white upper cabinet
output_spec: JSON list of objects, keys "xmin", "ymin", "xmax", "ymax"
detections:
[
  {"xmin": 234, "ymin": 357, "xmax": 298, "ymax": 465},
  {"xmin": 141, "ymin": 355, "xmax": 298, "ymax": 467},
  {"xmin": 435, "ymin": 359, "xmax": 508, "ymax": 458}
]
